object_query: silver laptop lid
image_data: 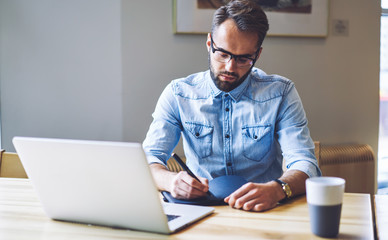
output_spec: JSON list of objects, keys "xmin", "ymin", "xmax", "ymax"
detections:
[{"xmin": 13, "ymin": 137, "xmax": 171, "ymax": 233}]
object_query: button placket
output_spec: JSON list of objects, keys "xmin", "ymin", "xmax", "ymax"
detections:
[{"xmin": 223, "ymin": 94, "xmax": 233, "ymax": 174}]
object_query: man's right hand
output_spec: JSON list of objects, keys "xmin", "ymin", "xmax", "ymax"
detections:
[
  {"xmin": 149, "ymin": 163, "xmax": 209, "ymax": 199},
  {"xmin": 170, "ymin": 171, "xmax": 209, "ymax": 199}
]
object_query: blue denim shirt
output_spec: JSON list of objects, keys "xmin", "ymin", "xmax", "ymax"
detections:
[{"xmin": 143, "ymin": 68, "xmax": 321, "ymax": 183}]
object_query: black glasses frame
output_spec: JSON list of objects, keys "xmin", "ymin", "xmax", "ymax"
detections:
[{"xmin": 210, "ymin": 35, "xmax": 259, "ymax": 67}]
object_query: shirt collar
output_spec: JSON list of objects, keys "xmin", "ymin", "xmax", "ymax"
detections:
[{"xmin": 206, "ymin": 70, "xmax": 251, "ymax": 102}]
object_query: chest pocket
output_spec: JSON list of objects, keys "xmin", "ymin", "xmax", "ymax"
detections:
[
  {"xmin": 184, "ymin": 122, "xmax": 213, "ymax": 158},
  {"xmin": 242, "ymin": 124, "xmax": 273, "ymax": 161}
]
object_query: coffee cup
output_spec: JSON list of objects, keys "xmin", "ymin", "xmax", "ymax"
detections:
[{"xmin": 306, "ymin": 177, "xmax": 345, "ymax": 238}]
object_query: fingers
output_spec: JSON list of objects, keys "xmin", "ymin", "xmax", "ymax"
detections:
[
  {"xmin": 224, "ymin": 182, "xmax": 277, "ymax": 212},
  {"xmin": 198, "ymin": 176, "xmax": 209, "ymax": 186},
  {"xmin": 170, "ymin": 171, "xmax": 209, "ymax": 199},
  {"xmin": 241, "ymin": 198, "xmax": 277, "ymax": 212},
  {"xmin": 225, "ymin": 182, "xmax": 257, "ymax": 209}
]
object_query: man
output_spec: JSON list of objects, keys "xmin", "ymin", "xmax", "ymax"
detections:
[{"xmin": 143, "ymin": 0, "xmax": 321, "ymax": 212}]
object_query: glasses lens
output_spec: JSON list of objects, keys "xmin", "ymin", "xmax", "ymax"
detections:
[
  {"xmin": 213, "ymin": 51, "xmax": 231, "ymax": 63},
  {"xmin": 235, "ymin": 57, "xmax": 253, "ymax": 67},
  {"xmin": 213, "ymin": 51, "xmax": 253, "ymax": 67}
]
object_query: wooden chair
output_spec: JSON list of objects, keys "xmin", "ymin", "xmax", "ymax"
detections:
[
  {"xmin": 0, "ymin": 150, "xmax": 28, "ymax": 178},
  {"xmin": 167, "ymin": 156, "xmax": 185, "ymax": 173},
  {"xmin": 314, "ymin": 141, "xmax": 321, "ymax": 165},
  {"xmin": 319, "ymin": 143, "xmax": 375, "ymax": 195}
]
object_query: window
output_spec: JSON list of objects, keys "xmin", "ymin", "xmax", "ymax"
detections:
[{"xmin": 378, "ymin": 0, "xmax": 388, "ymax": 194}]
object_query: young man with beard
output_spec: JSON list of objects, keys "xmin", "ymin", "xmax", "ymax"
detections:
[{"xmin": 143, "ymin": 0, "xmax": 321, "ymax": 212}]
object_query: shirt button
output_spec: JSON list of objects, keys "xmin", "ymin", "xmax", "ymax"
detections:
[
  {"xmin": 225, "ymin": 134, "xmax": 230, "ymax": 138},
  {"xmin": 227, "ymin": 162, "xmax": 232, "ymax": 167},
  {"xmin": 225, "ymin": 108, "xmax": 229, "ymax": 112}
]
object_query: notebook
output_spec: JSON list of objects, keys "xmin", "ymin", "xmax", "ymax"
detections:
[{"xmin": 12, "ymin": 136, "xmax": 214, "ymax": 234}]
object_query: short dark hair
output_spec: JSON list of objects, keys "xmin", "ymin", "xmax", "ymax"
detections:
[{"xmin": 211, "ymin": 0, "xmax": 269, "ymax": 48}]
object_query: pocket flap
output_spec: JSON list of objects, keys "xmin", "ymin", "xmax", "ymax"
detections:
[
  {"xmin": 243, "ymin": 125, "xmax": 271, "ymax": 141},
  {"xmin": 185, "ymin": 122, "xmax": 213, "ymax": 139}
]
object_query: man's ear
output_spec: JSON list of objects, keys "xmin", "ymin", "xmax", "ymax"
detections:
[
  {"xmin": 256, "ymin": 47, "xmax": 263, "ymax": 60},
  {"xmin": 252, "ymin": 47, "xmax": 263, "ymax": 67},
  {"xmin": 206, "ymin": 33, "xmax": 211, "ymax": 52}
]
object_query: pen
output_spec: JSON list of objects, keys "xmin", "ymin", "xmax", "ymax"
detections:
[
  {"xmin": 171, "ymin": 153, "xmax": 201, "ymax": 182},
  {"xmin": 172, "ymin": 153, "xmax": 211, "ymax": 197}
]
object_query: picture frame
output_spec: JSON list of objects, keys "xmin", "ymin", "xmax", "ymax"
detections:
[{"xmin": 173, "ymin": 0, "xmax": 329, "ymax": 37}]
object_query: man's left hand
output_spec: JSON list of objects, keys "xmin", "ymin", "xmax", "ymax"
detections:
[{"xmin": 224, "ymin": 181, "xmax": 285, "ymax": 212}]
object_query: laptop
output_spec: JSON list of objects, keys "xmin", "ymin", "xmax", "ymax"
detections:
[{"xmin": 12, "ymin": 136, "xmax": 214, "ymax": 234}]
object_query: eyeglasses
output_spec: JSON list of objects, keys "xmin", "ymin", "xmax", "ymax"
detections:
[{"xmin": 210, "ymin": 35, "xmax": 258, "ymax": 68}]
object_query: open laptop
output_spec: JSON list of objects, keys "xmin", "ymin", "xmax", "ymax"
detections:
[{"xmin": 12, "ymin": 136, "xmax": 214, "ymax": 234}]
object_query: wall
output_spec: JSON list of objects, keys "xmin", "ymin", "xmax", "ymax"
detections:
[
  {"xmin": 0, "ymin": 0, "xmax": 381, "ymax": 161},
  {"xmin": 0, "ymin": 0, "xmax": 123, "ymax": 151}
]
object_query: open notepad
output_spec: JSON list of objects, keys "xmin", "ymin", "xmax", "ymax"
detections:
[{"xmin": 162, "ymin": 175, "xmax": 248, "ymax": 206}]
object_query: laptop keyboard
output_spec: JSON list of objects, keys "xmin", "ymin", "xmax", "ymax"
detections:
[{"xmin": 166, "ymin": 214, "xmax": 181, "ymax": 222}]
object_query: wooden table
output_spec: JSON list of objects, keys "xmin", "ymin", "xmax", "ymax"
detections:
[
  {"xmin": 375, "ymin": 195, "xmax": 388, "ymax": 240},
  {"xmin": 0, "ymin": 178, "xmax": 374, "ymax": 239}
]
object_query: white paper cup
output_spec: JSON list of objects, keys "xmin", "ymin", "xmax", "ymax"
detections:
[{"xmin": 306, "ymin": 177, "xmax": 345, "ymax": 238}]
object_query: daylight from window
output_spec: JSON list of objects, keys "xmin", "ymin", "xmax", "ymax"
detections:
[{"xmin": 383, "ymin": 0, "xmax": 388, "ymax": 9}]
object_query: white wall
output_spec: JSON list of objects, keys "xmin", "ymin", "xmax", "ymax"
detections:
[
  {"xmin": 0, "ymin": 0, "xmax": 123, "ymax": 151},
  {"xmin": 0, "ymin": 0, "xmax": 381, "ymax": 159}
]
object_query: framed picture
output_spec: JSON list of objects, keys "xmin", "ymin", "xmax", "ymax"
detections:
[{"xmin": 173, "ymin": 0, "xmax": 329, "ymax": 37}]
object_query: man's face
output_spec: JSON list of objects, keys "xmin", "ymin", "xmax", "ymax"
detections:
[{"xmin": 207, "ymin": 19, "xmax": 262, "ymax": 92}]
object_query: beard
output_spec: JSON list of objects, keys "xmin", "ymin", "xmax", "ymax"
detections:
[{"xmin": 208, "ymin": 52, "xmax": 253, "ymax": 92}]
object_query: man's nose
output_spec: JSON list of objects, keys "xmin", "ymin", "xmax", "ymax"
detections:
[{"xmin": 225, "ymin": 57, "xmax": 238, "ymax": 72}]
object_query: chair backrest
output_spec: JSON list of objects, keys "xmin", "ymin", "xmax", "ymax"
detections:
[
  {"xmin": 0, "ymin": 150, "xmax": 28, "ymax": 178},
  {"xmin": 167, "ymin": 155, "xmax": 184, "ymax": 172},
  {"xmin": 319, "ymin": 143, "xmax": 375, "ymax": 195},
  {"xmin": 314, "ymin": 141, "xmax": 321, "ymax": 165}
]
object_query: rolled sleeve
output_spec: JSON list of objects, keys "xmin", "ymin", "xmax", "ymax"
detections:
[
  {"xmin": 276, "ymin": 82, "xmax": 322, "ymax": 178},
  {"xmin": 287, "ymin": 159, "xmax": 321, "ymax": 178},
  {"xmin": 146, "ymin": 155, "xmax": 167, "ymax": 167},
  {"xmin": 143, "ymin": 82, "xmax": 182, "ymax": 166}
]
